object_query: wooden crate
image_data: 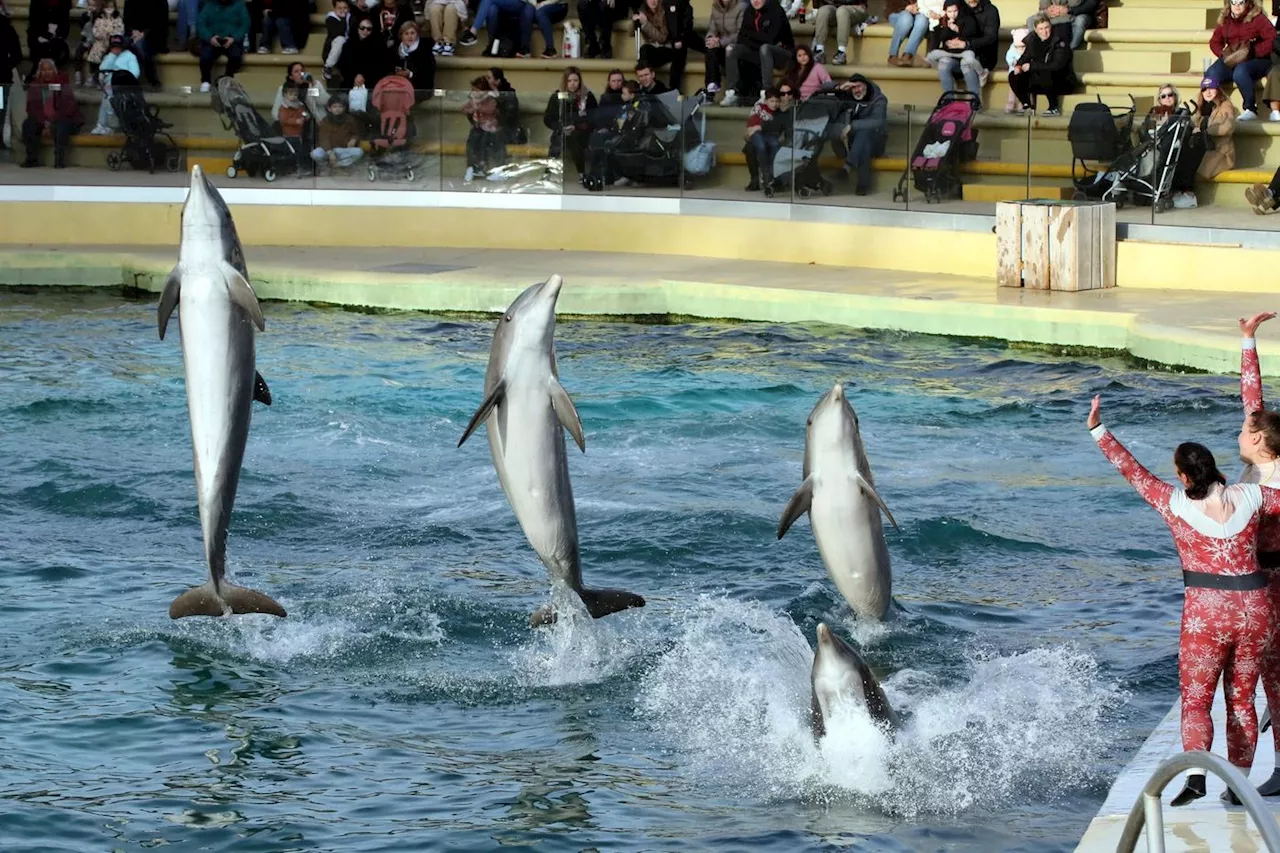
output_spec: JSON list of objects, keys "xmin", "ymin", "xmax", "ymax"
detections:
[{"xmin": 996, "ymin": 200, "xmax": 1116, "ymax": 291}]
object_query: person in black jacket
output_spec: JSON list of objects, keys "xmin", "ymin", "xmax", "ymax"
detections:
[
  {"xmin": 392, "ymin": 20, "xmax": 434, "ymax": 99},
  {"xmin": 0, "ymin": 7, "xmax": 20, "ymax": 148},
  {"xmin": 27, "ymin": 0, "xmax": 72, "ymax": 71},
  {"xmin": 544, "ymin": 66, "xmax": 598, "ymax": 178},
  {"xmin": 122, "ymin": 0, "xmax": 166, "ymax": 87},
  {"xmin": 1008, "ymin": 14, "xmax": 1076, "ymax": 115},
  {"xmin": 959, "ymin": 0, "xmax": 999, "ymax": 74},
  {"xmin": 723, "ymin": 0, "xmax": 792, "ymax": 106},
  {"xmin": 633, "ymin": 0, "xmax": 694, "ymax": 92},
  {"xmin": 593, "ymin": 67, "xmax": 626, "ymax": 127},
  {"xmin": 340, "ymin": 14, "xmax": 392, "ymax": 87}
]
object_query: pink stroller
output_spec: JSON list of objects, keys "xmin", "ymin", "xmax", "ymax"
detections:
[{"xmin": 367, "ymin": 75, "xmax": 421, "ymax": 182}]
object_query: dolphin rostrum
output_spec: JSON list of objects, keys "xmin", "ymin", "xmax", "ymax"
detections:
[
  {"xmin": 778, "ymin": 383, "xmax": 897, "ymax": 622},
  {"xmin": 810, "ymin": 622, "xmax": 899, "ymax": 739},
  {"xmin": 457, "ymin": 275, "xmax": 645, "ymax": 627},
  {"xmin": 157, "ymin": 165, "xmax": 285, "ymax": 619}
]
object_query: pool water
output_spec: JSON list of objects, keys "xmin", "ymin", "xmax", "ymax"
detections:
[{"xmin": 0, "ymin": 289, "xmax": 1250, "ymax": 852}]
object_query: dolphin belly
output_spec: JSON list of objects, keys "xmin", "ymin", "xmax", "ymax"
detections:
[{"xmin": 811, "ymin": 485, "xmax": 892, "ymax": 620}]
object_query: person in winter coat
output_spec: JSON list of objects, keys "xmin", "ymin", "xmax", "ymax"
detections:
[
  {"xmin": 723, "ymin": 0, "xmax": 793, "ymax": 107},
  {"xmin": 593, "ymin": 68, "xmax": 626, "ymax": 126},
  {"xmin": 392, "ymin": 20, "xmax": 434, "ymax": 100},
  {"xmin": 696, "ymin": 0, "xmax": 744, "ymax": 98},
  {"xmin": 783, "ymin": 43, "xmax": 831, "ymax": 100},
  {"xmin": 197, "ymin": 0, "xmax": 249, "ymax": 90},
  {"xmin": 376, "ymin": 0, "xmax": 413, "ymax": 53},
  {"xmin": 426, "ymin": 0, "xmax": 466, "ymax": 55},
  {"xmin": 0, "ymin": 6, "xmax": 22, "ymax": 146},
  {"xmin": 22, "ymin": 58, "xmax": 83, "ymax": 168},
  {"xmin": 86, "ymin": 0, "xmax": 124, "ymax": 72},
  {"xmin": 123, "ymin": 0, "xmax": 167, "ymax": 87},
  {"xmin": 1206, "ymin": 0, "xmax": 1274, "ymax": 120},
  {"xmin": 91, "ymin": 33, "xmax": 138, "ymax": 133},
  {"xmin": 1169, "ymin": 77, "xmax": 1237, "ymax": 209},
  {"xmin": 634, "ymin": 0, "xmax": 695, "ymax": 92},
  {"xmin": 322, "ymin": 0, "xmax": 352, "ymax": 82},
  {"xmin": 810, "ymin": 0, "xmax": 869, "ymax": 67},
  {"xmin": 27, "ymin": 0, "xmax": 72, "ymax": 71},
  {"xmin": 744, "ymin": 82, "xmax": 792, "ymax": 189},
  {"xmin": 926, "ymin": 0, "xmax": 982, "ymax": 101},
  {"xmin": 1026, "ymin": 0, "xmax": 1096, "ymax": 50},
  {"xmin": 958, "ymin": 0, "xmax": 999, "ymax": 75},
  {"xmin": 463, "ymin": 75, "xmax": 506, "ymax": 181},
  {"xmin": 341, "ymin": 14, "xmax": 392, "ymax": 84},
  {"xmin": 829, "ymin": 72, "xmax": 886, "ymax": 194},
  {"xmin": 312, "ymin": 94, "xmax": 363, "ymax": 170},
  {"xmin": 1008, "ymin": 13, "xmax": 1077, "ymax": 115},
  {"xmin": 544, "ymin": 66, "xmax": 598, "ymax": 177}
]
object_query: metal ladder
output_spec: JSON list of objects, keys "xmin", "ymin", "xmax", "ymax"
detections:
[{"xmin": 1116, "ymin": 750, "xmax": 1280, "ymax": 852}]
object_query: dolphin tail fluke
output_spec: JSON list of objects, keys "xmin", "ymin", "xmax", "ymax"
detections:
[
  {"xmin": 221, "ymin": 584, "xmax": 288, "ymax": 618},
  {"xmin": 168, "ymin": 582, "xmax": 287, "ymax": 619},
  {"xmin": 578, "ymin": 587, "xmax": 646, "ymax": 620},
  {"xmin": 169, "ymin": 583, "xmax": 226, "ymax": 619}
]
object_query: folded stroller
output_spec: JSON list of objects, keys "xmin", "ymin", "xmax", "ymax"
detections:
[
  {"xmin": 1075, "ymin": 107, "xmax": 1190, "ymax": 212},
  {"xmin": 213, "ymin": 76, "xmax": 305, "ymax": 182},
  {"xmin": 105, "ymin": 70, "xmax": 181, "ymax": 174},
  {"xmin": 368, "ymin": 75, "xmax": 421, "ymax": 182},
  {"xmin": 765, "ymin": 95, "xmax": 835, "ymax": 199},
  {"xmin": 893, "ymin": 91, "xmax": 980, "ymax": 204},
  {"xmin": 1068, "ymin": 95, "xmax": 1136, "ymax": 194}
]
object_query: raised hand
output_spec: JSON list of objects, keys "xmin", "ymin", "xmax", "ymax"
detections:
[
  {"xmin": 1088, "ymin": 395, "xmax": 1102, "ymax": 430},
  {"xmin": 1240, "ymin": 312, "xmax": 1277, "ymax": 337}
]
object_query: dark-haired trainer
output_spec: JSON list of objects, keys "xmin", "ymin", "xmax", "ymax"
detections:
[{"xmin": 1089, "ymin": 393, "xmax": 1280, "ymax": 808}]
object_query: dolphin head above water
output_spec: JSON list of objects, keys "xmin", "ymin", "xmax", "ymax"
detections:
[
  {"xmin": 181, "ymin": 165, "xmax": 246, "ymax": 273},
  {"xmin": 806, "ymin": 382, "xmax": 865, "ymax": 471},
  {"xmin": 810, "ymin": 621, "xmax": 899, "ymax": 738},
  {"xmin": 490, "ymin": 274, "xmax": 565, "ymax": 377}
]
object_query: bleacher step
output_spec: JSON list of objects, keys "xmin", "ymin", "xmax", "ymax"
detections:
[
  {"xmin": 1106, "ymin": 5, "xmax": 1218, "ymax": 31},
  {"xmin": 1073, "ymin": 49, "xmax": 1191, "ymax": 75}
]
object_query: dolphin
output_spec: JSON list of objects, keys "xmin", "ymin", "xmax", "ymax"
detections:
[
  {"xmin": 810, "ymin": 622, "xmax": 899, "ymax": 738},
  {"xmin": 157, "ymin": 165, "xmax": 286, "ymax": 619},
  {"xmin": 457, "ymin": 275, "xmax": 645, "ymax": 627},
  {"xmin": 778, "ymin": 383, "xmax": 897, "ymax": 621}
]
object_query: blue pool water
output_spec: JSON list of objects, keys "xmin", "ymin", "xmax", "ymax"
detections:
[{"xmin": 0, "ymin": 289, "xmax": 1252, "ymax": 852}]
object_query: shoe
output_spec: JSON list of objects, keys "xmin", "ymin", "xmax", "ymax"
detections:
[
  {"xmin": 978, "ymin": 68, "xmax": 990, "ymax": 87},
  {"xmin": 613, "ymin": 176, "xmax": 632, "ymax": 187},
  {"xmin": 832, "ymin": 49, "xmax": 847, "ymax": 65},
  {"xmin": 813, "ymin": 45, "xmax": 825, "ymax": 63},
  {"xmin": 586, "ymin": 41, "xmax": 601, "ymax": 58},
  {"xmin": 322, "ymin": 66, "xmax": 335, "ymax": 81},
  {"xmin": 459, "ymin": 30, "xmax": 478, "ymax": 46},
  {"xmin": 745, "ymin": 180, "xmax": 760, "ymax": 191},
  {"xmin": 200, "ymin": 81, "xmax": 211, "ymax": 93},
  {"xmin": 1241, "ymin": 109, "xmax": 1259, "ymax": 121},
  {"xmin": 887, "ymin": 56, "xmax": 902, "ymax": 66},
  {"xmin": 282, "ymin": 46, "xmax": 298, "ymax": 54},
  {"xmin": 464, "ymin": 166, "xmax": 475, "ymax": 182},
  {"xmin": 515, "ymin": 51, "xmax": 530, "ymax": 58},
  {"xmin": 1246, "ymin": 183, "xmax": 1276, "ymax": 214},
  {"xmin": 855, "ymin": 186, "xmax": 869, "ymax": 196},
  {"xmin": 706, "ymin": 83, "xmax": 720, "ymax": 96},
  {"xmin": 1271, "ymin": 109, "xmax": 1280, "ymax": 122},
  {"xmin": 90, "ymin": 125, "xmax": 111, "ymax": 135},
  {"xmin": 720, "ymin": 90, "xmax": 739, "ymax": 107},
  {"xmin": 20, "ymin": 159, "xmax": 38, "ymax": 168},
  {"xmin": 433, "ymin": 40, "xmax": 444, "ymax": 54},
  {"xmin": 541, "ymin": 47, "xmax": 557, "ymax": 58},
  {"xmin": 1041, "ymin": 107, "xmax": 1061, "ymax": 117},
  {"xmin": 441, "ymin": 43, "xmax": 454, "ymax": 56},
  {"xmin": 1171, "ymin": 191, "xmax": 1197, "ymax": 209},
  {"xmin": 257, "ymin": 45, "xmax": 269, "ymax": 54}
]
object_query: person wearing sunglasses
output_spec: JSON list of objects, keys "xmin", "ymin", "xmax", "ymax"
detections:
[
  {"xmin": 340, "ymin": 13, "xmax": 393, "ymax": 85},
  {"xmin": 1139, "ymin": 83, "xmax": 1181, "ymax": 140},
  {"xmin": 1205, "ymin": 0, "xmax": 1274, "ymax": 121}
]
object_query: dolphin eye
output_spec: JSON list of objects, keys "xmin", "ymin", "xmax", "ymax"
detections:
[{"xmin": 503, "ymin": 313, "xmax": 513, "ymax": 323}]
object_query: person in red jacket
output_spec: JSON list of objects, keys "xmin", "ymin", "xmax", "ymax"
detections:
[
  {"xmin": 21, "ymin": 58, "xmax": 84, "ymax": 168},
  {"xmin": 1207, "ymin": 0, "xmax": 1275, "ymax": 120}
]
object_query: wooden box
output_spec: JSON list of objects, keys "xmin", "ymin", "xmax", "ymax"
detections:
[{"xmin": 996, "ymin": 200, "xmax": 1116, "ymax": 291}]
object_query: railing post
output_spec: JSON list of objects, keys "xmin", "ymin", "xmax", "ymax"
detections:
[{"xmin": 1141, "ymin": 792, "xmax": 1165, "ymax": 853}]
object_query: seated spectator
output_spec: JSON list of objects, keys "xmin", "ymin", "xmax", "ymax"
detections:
[
  {"xmin": 463, "ymin": 75, "xmax": 507, "ymax": 181},
  {"xmin": 312, "ymin": 94, "xmax": 364, "ymax": 171},
  {"xmin": 635, "ymin": 60, "xmax": 671, "ymax": 95},
  {"xmin": 21, "ymin": 58, "xmax": 83, "ymax": 168},
  {"xmin": 960, "ymin": 0, "xmax": 999, "ymax": 87},
  {"xmin": 254, "ymin": 0, "xmax": 302, "ymax": 55},
  {"xmin": 544, "ymin": 66, "xmax": 597, "ymax": 178},
  {"xmin": 377, "ymin": 0, "xmax": 413, "ymax": 53},
  {"xmin": 1008, "ymin": 13, "xmax": 1076, "ymax": 116},
  {"xmin": 578, "ymin": 0, "xmax": 620, "ymax": 58},
  {"xmin": 1170, "ymin": 77, "xmax": 1237, "ymax": 209},
  {"xmin": 634, "ymin": 0, "xmax": 693, "ymax": 91},
  {"xmin": 459, "ymin": 0, "xmax": 533, "ymax": 56},
  {"xmin": 811, "ymin": 0, "xmax": 868, "ymax": 67},
  {"xmin": 585, "ymin": 78, "xmax": 640, "ymax": 188},
  {"xmin": 532, "ymin": 0, "xmax": 567, "ymax": 58},
  {"xmin": 886, "ymin": 0, "xmax": 937, "ymax": 66},
  {"xmin": 745, "ymin": 82, "xmax": 793, "ymax": 189},
  {"xmin": 341, "ymin": 15, "xmax": 393, "ymax": 85},
  {"xmin": 426, "ymin": 0, "xmax": 467, "ymax": 55},
  {"xmin": 392, "ymin": 20, "xmax": 435, "ymax": 98},
  {"xmin": 594, "ymin": 67, "xmax": 627, "ymax": 126},
  {"xmin": 1026, "ymin": 0, "xmax": 1097, "ymax": 51},
  {"xmin": 925, "ymin": 0, "xmax": 981, "ymax": 101},
  {"xmin": 73, "ymin": 0, "xmax": 99, "ymax": 87},
  {"xmin": 87, "ymin": 0, "xmax": 124, "ymax": 82},
  {"xmin": 1206, "ymin": 0, "xmax": 1274, "ymax": 121},
  {"xmin": 830, "ymin": 72, "xmax": 887, "ymax": 194},
  {"xmin": 91, "ymin": 33, "xmax": 138, "ymax": 134},
  {"xmin": 273, "ymin": 62, "xmax": 328, "ymax": 124},
  {"xmin": 277, "ymin": 80, "xmax": 312, "ymax": 171},
  {"xmin": 1002, "ymin": 26, "xmax": 1027, "ymax": 111},
  {"xmin": 698, "ymin": 0, "xmax": 744, "ymax": 100},
  {"xmin": 1139, "ymin": 82, "xmax": 1180, "ymax": 139},
  {"xmin": 197, "ymin": 0, "xmax": 249, "ymax": 93},
  {"xmin": 323, "ymin": 0, "xmax": 352, "ymax": 83},
  {"xmin": 123, "ymin": 0, "xmax": 168, "ymax": 88},
  {"xmin": 488, "ymin": 66, "xmax": 525, "ymax": 144},
  {"xmin": 784, "ymin": 43, "xmax": 831, "ymax": 100},
  {"xmin": 28, "ymin": 0, "xmax": 72, "ymax": 75},
  {"xmin": 723, "ymin": 0, "xmax": 793, "ymax": 107}
]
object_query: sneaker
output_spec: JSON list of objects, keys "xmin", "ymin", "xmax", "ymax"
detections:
[
  {"xmin": 433, "ymin": 40, "xmax": 444, "ymax": 54},
  {"xmin": 464, "ymin": 166, "xmax": 475, "ymax": 182},
  {"xmin": 1171, "ymin": 191, "xmax": 1198, "ymax": 209},
  {"xmin": 812, "ymin": 45, "xmax": 825, "ymax": 63},
  {"xmin": 720, "ymin": 90, "xmax": 739, "ymax": 107},
  {"xmin": 459, "ymin": 30, "xmax": 478, "ymax": 47},
  {"xmin": 1041, "ymin": 107, "xmax": 1061, "ymax": 117},
  {"xmin": 282, "ymin": 46, "xmax": 298, "ymax": 54},
  {"xmin": 613, "ymin": 176, "xmax": 633, "ymax": 187},
  {"xmin": 90, "ymin": 124, "xmax": 111, "ymax": 135},
  {"xmin": 978, "ymin": 68, "xmax": 990, "ymax": 87},
  {"xmin": 745, "ymin": 180, "xmax": 760, "ymax": 191},
  {"xmin": 322, "ymin": 66, "xmax": 335, "ymax": 81},
  {"xmin": 541, "ymin": 47, "xmax": 557, "ymax": 58},
  {"xmin": 1271, "ymin": 109, "xmax": 1280, "ymax": 121},
  {"xmin": 257, "ymin": 45, "xmax": 270, "ymax": 54},
  {"xmin": 1246, "ymin": 183, "xmax": 1276, "ymax": 214},
  {"xmin": 441, "ymin": 43, "xmax": 454, "ymax": 56},
  {"xmin": 1240, "ymin": 109, "xmax": 1258, "ymax": 121},
  {"xmin": 832, "ymin": 49, "xmax": 847, "ymax": 65},
  {"xmin": 706, "ymin": 83, "xmax": 720, "ymax": 96},
  {"xmin": 200, "ymin": 81, "xmax": 211, "ymax": 93}
]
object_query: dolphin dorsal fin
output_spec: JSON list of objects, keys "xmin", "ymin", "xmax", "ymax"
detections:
[
  {"xmin": 458, "ymin": 379, "xmax": 506, "ymax": 448},
  {"xmin": 549, "ymin": 378, "xmax": 586, "ymax": 453},
  {"xmin": 855, "ymin": 472, "xmax": 899, "ymax": 530},
  {"xmin": 777, "ymin": 476, "xmax": 814, "ymax": 539},
  {"xmin": 222, "ymin": 263, "xmax": 265, "ymax": 332},
  {"xmin": 158, "ymin": 266, "xmax": 181, "ymax": 340}
]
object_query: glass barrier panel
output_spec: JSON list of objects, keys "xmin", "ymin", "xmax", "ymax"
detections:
[
  {"xmin": 680, "ymin": 90, "xmax": 767, "ymax": 204},
  {"xmin": 1060, "ymin": 92, "xmax": 1159, "ymax": 228},
  {"xmin": 436, "ymin": 87, "xmax": 561, "ymax": 194}
]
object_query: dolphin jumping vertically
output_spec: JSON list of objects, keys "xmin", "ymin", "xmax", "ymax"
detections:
[
  {"xmin": 810, "ymin": 622, "xmax": 899, "ymax": 739},
  {"xmin": 458, "ymin": 275, "xmax": 645, "ymax": 627},
  {"xmin": 778, "ymin": 383, "xmax": 898, "ymax": 622},
  {"xmin": 157, "ymin": 165, "xmax": 286, "ymax": 620}
]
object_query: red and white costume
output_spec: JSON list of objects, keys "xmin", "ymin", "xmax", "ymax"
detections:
[{"xmin": 1093, "ymin": 424, "xmax": 1278, "ymax": 769}]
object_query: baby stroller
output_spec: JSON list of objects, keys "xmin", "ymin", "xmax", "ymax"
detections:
[
  {"xmin": 1068, "ymin": 95, "xmax": 1136, "ymax": 194},
  {"xmin": 1075, "ymin": 107, "xmax": 1190, "ymax": 212},
  {"xmin": 212, "ymin": 76, "xmax": 305, "ymax": 182},
  {"xmin": 765, "ymin": 95, "xmax": 835, "ymax": 199},
  {"xmin": 893, "ymin": 91, "xmax": 980, "ymax": 204},
  {"xmin": 105, "ymin": 70, "xmax": 182, "ymax": 174},
  {"xmin": 368, "ymin": 75, "xmax": 422, "ymax": 182}
]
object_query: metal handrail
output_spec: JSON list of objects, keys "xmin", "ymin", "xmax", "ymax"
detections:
[{"xmin": 1116, "ymin": 750, "xmax": 1280, "ymax": 853}]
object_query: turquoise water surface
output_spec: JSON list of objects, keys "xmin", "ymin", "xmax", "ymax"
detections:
[{"xmin": 0, "ymin": 289, "xmax": 1248, "ymax": 852}]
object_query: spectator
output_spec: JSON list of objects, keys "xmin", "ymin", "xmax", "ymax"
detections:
[
  {"xmin": 323, "ymin": 0, "xmax": 352, "ymax": 82},
  {"xmin": 0, "ymin": 5, "xmax": 19, "ymax": 148},
  {"xmin": 745, "ymin": 82, "xmax": 792, "ymax": 189},
  {"xmin": 532, "ymin": 0, "xmax": 567, "ymax": 58},
  {"xmin": 277, "ymin": 80, "xmax": 312, "ymax": 173},
  {"xmin": 123, "ymin": 0, "xmax": 168, "ymax": 88},
  {"xmin": 545, "ymin": 66, "xmax": 597, "ymax": 178},
  {"xmin": 1139, "ymin": 82, "xmax": 1179, "ymax": 139},
  {"xmin": 21, "ymin": 58, "xmax": 83, "ymax": 168},
  {"xmin": 342, "ymin": 15, "xmax": 392, "ymax": 83},
  {"xmin": 1207, "ymin": 0, "xmax": 1274, "ymax": 120},
  {"xmin": 959, "ymin": 0, "xmax": 999, "ymax": 86},
  {"xmin": 594, "ymin": 67, "xmax": 626, "ymax": 126},
  {"xmin": 635, "ymin": 60, "xmax": 671, "ymax": 95},
  {"xmin": 253, "ymin": 0, "xmax": 302, "ymax": 55},
  {"xmin": 885, "ymin": 0, "xmax": 934, "ymax": 66},
  {"xmin": 176, "ymin": 0, "xmax": 199, "ymax": 53},
  {"xmin": 585, "ymin": 78, "xmax": 639, "ymax": 188},
  {"xmin": 487, "ymin": 66, "xmax": 524, "ymax": 144},
  {"xmin": 698, "ymin": 0, "xmax": 744, "ymax": 100},
  {"xmin": 784, "ymin": 43, "xmax": 830, "ymax": 99},
  {"xmin": 27, "ymin": 0, "xmax": 72, "ymax": 73},
  {"xmin": 459, "ymin": 0, "xmax": 532, "ymax": 56},
  {"xmin": 926, "ymin": 0, "xmax": 980, "ymax": 100},
  {"xmin": 392, "ymin": 20, "xmax": 435, "ymax": 98},
  {"xmin": 1008, "ymin": 13, "xmax": 1076, "ymax": 116},
  {"xmin": 273, "ymin": 62, "xmax": 328, "ymax": 122},
  {"xmin": 1002, "ymin": 26, "xmax": 1027, "ymax": 111},
  {"xmin": 312, "ymin": 94, "xmax": 363, "ymax": 171},
  {"xmin": 197, "ymin": 0, "xmax": 249, "ymax": 93},
  {"xmin": 377, "ymin": 0, "xmax": 413, "ymax": 53},
  {"xmin": 463, "ymin": 75, "xmax": 506, "ymax": 181},
  {"xmin": 811, "ymin": 0, "xmax": 868, "ymax": 67},
  {"xmin": 427, "ymin": 0, "xmax": 466, "ymax": 55},
  {"xmin": 578, "ymin": 0, "xmax": 619, "ymax": 58},
  {"xmin": 831, "ymin": 72, "xmax": 886, "ymax": 194},
  {"xmin": 73, "ymin": 0, "xmax": 98, "ymax": 86},
  {"xmin": 744, "ymin": 86, "xmax": 781, "ymax": 189},
  {"xmin": 1170, "ymin": 77, "xmax": 1237, "ymax": 209},
  {"xmin": 723, "ymin": 0, "xmax": 792, "ymax": 107},
  {"xmin": 91, "ymin": 32, "xmax": 138, "ymax": 133},
  {"xmin": 1026, "ymin": 0, "xmax": 1097, "ymax": 51},
  {"xmin": 635, "ymin": 0, "xmax": 694, "ymax": 91},
  {"xmin": 87, "ymin": 0, "xmax": 124, "ymax": 80}
]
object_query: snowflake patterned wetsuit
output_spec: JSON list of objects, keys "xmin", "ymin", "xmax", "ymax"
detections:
[{"xmin": 1093, "ymin": 424, "xmax": 1279, "ymax": 769}]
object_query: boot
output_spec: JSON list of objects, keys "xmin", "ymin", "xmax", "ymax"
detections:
[{"xmin": 1171, "ymin": 774, "xmax": 1206, "ymax": 807}]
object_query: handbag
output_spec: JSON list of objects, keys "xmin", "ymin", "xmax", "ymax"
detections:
[{"xmin": 1223, "ymin": 40, "xmax": 1252, "ymax": 67}]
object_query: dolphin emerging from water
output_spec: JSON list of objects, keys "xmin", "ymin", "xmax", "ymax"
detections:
[
  {"xmin": 157, "ymin": 165, "xmax": 285, "ymax": 619},
  {"xmin": 458, "ymin": 275, "xmax": 645, "ymax": 627},
  {"xmin": 810, "ymin": 622, "xmax": 899, "ymax": 738},
  {"xmin": 778, "ymin": 383, "xmax": 897, "ymax": 622}
]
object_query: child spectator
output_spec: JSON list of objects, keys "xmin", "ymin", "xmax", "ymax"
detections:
[
  {"xmin": 91, "ymin": 32, "xmax": 138, "ymax": 134},
  {"xmin": 312, "ymin": 94, "xmax": 364, "ymax": 171},
  {"xmin": 73, "ymin": 0, "xmax": 100, "ymax": 86},
  {"xmin": 322, "ymin": 0, "xmax": 352, "ymax": 82},
  {"xmin": 87, "ymin": 0, "xmax": 123, "ymax": 85},
  {"xmin": 783, "ymin": 43, "xmax": 830, "ymax": 100},
  {"xmin": 1003, "ymin": 26, "xmax": 1027, "ymax": 112},
  {"xmin": 462, "ymin": 75, "xmax": 506, "ymax": 182},
  {"xmin": 278, "ymin": 81, "xmax": 312, "ymax": 172},
  {"xmin": 426, "ymin": 0, "xmax": 466, "ymax": 55},
  {"xmin": 925, "ymin": 0, "xmax": 980, "ymax": 101},
  {"xmin": 745, "ymin": 86, "xmax": 781, "ymax": 190}
]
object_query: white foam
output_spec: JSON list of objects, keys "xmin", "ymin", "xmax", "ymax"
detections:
[{"xmin": 506, "ymin": 588, "xmax": 653, "ymax": 687}]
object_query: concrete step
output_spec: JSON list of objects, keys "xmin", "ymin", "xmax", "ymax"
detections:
[
  {"xmin": 1073, "ymin": 49, "xmax": 1191, "ymax": 75},
  {"xmin": 1106, "ymin": 5, "xmax": 1218, "ymax": 31}
]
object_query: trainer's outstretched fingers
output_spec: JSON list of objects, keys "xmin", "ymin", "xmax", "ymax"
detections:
[
  {"xmin": 1241, "ymin": 312, "xmax": 1278, "ymax": 337},
  {"xmin": 1088, "ymin": 395, "xmax": 1102, "ymax": 430}
]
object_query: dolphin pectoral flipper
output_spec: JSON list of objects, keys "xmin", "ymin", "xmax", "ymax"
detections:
[
  {"xmin": 158, "ymin": 267, "xmax": 181, "ymax": 340},
  {"xmin": 810, "ymin": 693, "xmax": 826, "ymax": 739},
  {"xmin": 549, "ymin": 378, "xmax": 586, "ymax": 453},
  {"xmin": 855, "ymin": 472, "xmax": 899, "ymax": 530},
  {"xmin": 253, "ymin": 371, "xmax": 272, "ymax": 406},
  {"xmin": 458, "ymin": 380, "xmax": 506, "ymax": 447},
  {"xmin": 222, "ymin": 263, "xmax": 265, "ymax": 331},
  {"xmin": 576, "ymin": 586, "xmax": 646, "ymax": 619},
  {"xmin": 777, "ymin": 477, "xmax": 815, "ymax": 539}
]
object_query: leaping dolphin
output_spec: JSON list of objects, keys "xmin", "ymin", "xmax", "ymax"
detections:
[
  {"xmin": 810, "ymin": 622, "xmax": 899, "ymax": 738},
  {"xmin": 458, "ymin": 275, "xmax": 645, "ymax": 627},
  {"xmin": 157, "ymin": 165, "xmax": 286, "ymax": 619},
  {"xmin": 778, "ymin": 383, "xmax": 897, "ymax": 621}
]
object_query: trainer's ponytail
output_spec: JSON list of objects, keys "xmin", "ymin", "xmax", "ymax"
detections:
[{"xmin": 1174, "ymin": 442, "xmax": 1226, "ymax": 500}]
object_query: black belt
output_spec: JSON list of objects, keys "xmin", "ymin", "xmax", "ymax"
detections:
[
  {"xmin": 1260, "ymin": 552, "xmax": 1280, "ymax": 570},
  {"xmin": 1183, "ymin": 571, "xmax": 1269, "ymax": 591}
]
